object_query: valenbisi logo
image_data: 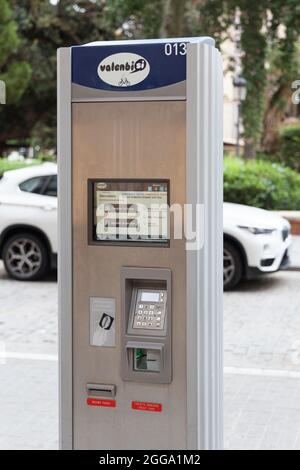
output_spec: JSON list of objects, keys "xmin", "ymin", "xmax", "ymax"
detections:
[{"xmin": 97, "ymin": 52, "xmax": 150, "ymax": 87}]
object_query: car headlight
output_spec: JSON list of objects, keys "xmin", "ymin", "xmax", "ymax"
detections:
[{"xmin": 238, "ymin": 225, "xmax": 276, "ymax": 235}]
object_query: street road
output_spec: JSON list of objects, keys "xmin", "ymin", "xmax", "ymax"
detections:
[{"xmin": 1, "ymin": 262, "xmax": 300, "ymax": 449}]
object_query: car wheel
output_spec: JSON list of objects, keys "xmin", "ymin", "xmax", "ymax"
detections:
[
  {"xmin": 2, "ymin": 233, "xmax": 50, "ymax": 281},
  {"xmin": 223, "ymin": 241, "xmax": 243, "ymax": 290}
]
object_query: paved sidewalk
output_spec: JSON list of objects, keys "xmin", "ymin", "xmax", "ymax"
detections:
[
  {"xmin": 224, "ymin": 270, "xmax": 300, "ymax": 449},
  {"xmin": 224, "ymin": 270, "xmax": 300, "ymax": 371},
  {"xmin": 0, "ymin": 262, "xmax": 58, "ymax": 450},
  {"xmin": 0, "ymin": 358, "xmax": 58, "ymax": 450},
  {"xmin": 0, "ymin": 263, "xmax": 57, "ymax": 357},
  {"xmin": 1, "ymin": 262, "xmax": 300, "ymax": 449},
  {"xmin": 225, "ymin": 373, "xmax": 300, "ymax": 450}
]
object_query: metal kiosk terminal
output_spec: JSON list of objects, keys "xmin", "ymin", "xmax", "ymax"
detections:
[{"xmin": 58, "ymin": 37, "xmax": 223, "ymax": 450}]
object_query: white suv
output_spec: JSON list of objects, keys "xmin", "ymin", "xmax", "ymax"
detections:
[
  {"xmin": 0, "ymin": 163, "xmax": 57, "ymax": 280},
  {"xmin": 0, "ymin": 164, "xmax": 292, "ymax": 288},
  {"xmin": 223, "ymin": 202, "xmax": 292, "ymax": 289}
]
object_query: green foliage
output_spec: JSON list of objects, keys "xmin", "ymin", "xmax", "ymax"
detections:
[
  {"xmin": 106, "ymin": 0, "xmax": 164, "ymax": 38},
  {"xmin": 0, "ymin": 2, "xmax": 18, "ymax": 66},
  {"xmin": 276, "ymin": 124, "xmax": 300, "ymax": 171},
  {"xmin": 0, "ymin": 0, "xmax": 31, "ymax": 105},
  {"xmin": 1, "ymin": 61, "xmax": 32, "ymax": 104},
  {"xmin": 224, "ymin": 156, "xmax": 300, "ymax": 210},
  {"xmin": 0, "ymin": 0, "xmax": 138, "ymax": 151},
  {"xmin": 260, "ymin": 1, "xmax": 300, "ymax": 153},
  {"xmin": 241, "ymin": 0, "xmax": 300, "ymax": 156},
  {"xmin": 199, "ymin": 1, "xmax": 300, "ymax": 157},
  {"xmin": 240, "ymin": 4, "xmax": 267, "ymax": 150},
  {"xmin": 0, "ymin": 0, "xmax": 299, "ymax": 155},
  {"xmin": 0, "ymin": 158, "xmax": 41, "ymax": 177}
]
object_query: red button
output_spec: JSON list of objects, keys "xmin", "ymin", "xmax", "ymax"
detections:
[{"xmin": 87, "ymin": 398, "xmax": 116, "ymax": 408}]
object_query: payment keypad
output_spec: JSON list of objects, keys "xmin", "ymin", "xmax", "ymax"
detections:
[{"xmin": 133, "ymin": 290, "xmax": 167, "ymax": 330}]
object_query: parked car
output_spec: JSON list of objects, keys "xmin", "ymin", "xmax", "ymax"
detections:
[
  {"xmin": 0, "ymin": 164, "xmax": 293, "ymax": 288},
  {"xmin": 223, "ymin": 202, "xmax": 292, "ymax": 290},
  {"xmin": 0, "ymin": 163, "xmax": 57, "ymax": 280}
]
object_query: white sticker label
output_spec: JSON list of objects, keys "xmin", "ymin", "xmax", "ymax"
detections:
[
  {"xmin": 90, "ymin": 297, "xmax": 116, "ymax": 347},
  {"xmin": 97, "ymin": 52, "xmax": 150, "ymax": 87}
]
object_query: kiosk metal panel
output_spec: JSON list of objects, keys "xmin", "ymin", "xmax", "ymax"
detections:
[
  {"xmin": 58, "ymin": 38, "xmax": 223, "ymax": 450},
  {"xmin": 72, "ymin": 100, "xmax": 186, "ymax": 449}
]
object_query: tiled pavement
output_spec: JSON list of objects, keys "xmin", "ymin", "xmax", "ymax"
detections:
[
  {"xmin": 224, "ymin": 267, "xmax": 300, "ymax": 449},
  {"xmin": 0, "ymin": 262, "xmax": 58, "ymax": 450},
  {"xmin": 0, "ymin": 359, "xmax": 57, "ymax": 450},
  {"xmin": 225, "ymin": 373, "xmax": 300, "ymax": 450}
]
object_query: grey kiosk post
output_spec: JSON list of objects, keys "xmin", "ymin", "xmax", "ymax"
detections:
[{"xmin": 58, "ymin": 37, "xmax": 223, "ymax": 450}]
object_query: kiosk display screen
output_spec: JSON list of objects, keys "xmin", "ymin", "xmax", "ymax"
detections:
[
  {"xmin": 140, "ymin": 292, "xmax": 160, "ymax": 302},
  {"xmin": 90, "ymin": 180, "xmax": 169, "ymax": 244}
]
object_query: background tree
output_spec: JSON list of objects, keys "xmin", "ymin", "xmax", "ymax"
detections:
[
  {"xmin": 0, "ymin": 0, "xmax": 31, "ymax": 104},
  {"xmin": 239, "ymin": 1, "xmax": 268, "ymax": 158},
  {"xmin": 0, "ymin": 0, "xmax": 31, "ymax": 152},
  {"xmin": 261, "ymin": 0, "xmax": 300, "ymax": 154},
  {"xmin": 0, "ymin": 0, "xmax": 118, "ymax": 153},
  {"xmin": 193, "ymin": 0, "xmax": 300, "ymax": 158},
  {"xmin": 0, "ymin": 0, "xmax": 299, "ymax": 157},
  {"xmin": 106, "ymin": 0, "xmax": 164, "ymax": 39}
]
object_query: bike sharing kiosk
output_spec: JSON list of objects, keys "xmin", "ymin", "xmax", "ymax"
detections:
[{"xmin": 58, "ymin": 37, "xmax": 223, "ymax": 450}]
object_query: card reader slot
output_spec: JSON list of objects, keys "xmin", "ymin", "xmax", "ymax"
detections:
[
  {"xmin": 126, "ymin": 341, "xmax": 164, "ymax": 372},
  {"xmin": 86, "ymin": 383, "xmax": 116, "ymax": 398}
]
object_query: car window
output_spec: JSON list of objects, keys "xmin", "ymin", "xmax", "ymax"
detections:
[
  {"xmin": 43, "ymin": 175, "xmax": 57, "ymax": 197},
  {"xmin": 19, "ymin": 176, "xmax": 49, "ymax": 195}
]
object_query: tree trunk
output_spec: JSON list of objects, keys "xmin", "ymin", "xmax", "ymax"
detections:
[
  {"xmin": 243, "ymin": 138, "xmax": 256, "ymax": 159},
  {"xmin": 159, "ymin": 0, "xmax": 171, "ymax": 37},
  {"xmin": 261, "ymin": 84, "xmax": 290, "ymax": 154},
  {"xmin": 160, "ymin": 0, "xmax": 186, "ymax": 37}
]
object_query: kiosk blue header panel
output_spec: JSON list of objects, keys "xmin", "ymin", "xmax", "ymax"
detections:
[
  {"xmin": 71, "ymin": 37, "xmax": 214, "ymax": 101},
  {"xmin": 72, "ymin": 43, "xmax": 186, "ymax": 92}
]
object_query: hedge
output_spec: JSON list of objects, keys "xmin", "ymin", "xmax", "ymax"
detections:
[
  {"xmin": 224, "ymin": 156, "xmax": 300, "ymax": 210},
  {"xmin": 278, "ymin": 124, "xmax": 300, "ymax": 172}
]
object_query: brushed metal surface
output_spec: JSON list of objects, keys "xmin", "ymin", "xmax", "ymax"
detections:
[{"xmin": 72, "ymin": 101, "xmax": 187, "ymax": 449}]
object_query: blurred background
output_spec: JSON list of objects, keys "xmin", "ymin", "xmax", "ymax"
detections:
[{"xmin": 0, "ymin": 0, "xmax": 300, "ymax": 450}]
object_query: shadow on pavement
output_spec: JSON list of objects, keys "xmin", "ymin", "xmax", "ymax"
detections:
[{"xmin": 227, "ymin": 274, "xmax": 283, "ymax": 293}]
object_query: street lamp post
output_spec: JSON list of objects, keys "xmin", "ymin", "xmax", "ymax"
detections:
[{"xmin": 233, "ymin": 76, "xmax": 247, "ymax": 157}]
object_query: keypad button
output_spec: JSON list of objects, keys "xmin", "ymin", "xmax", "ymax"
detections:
[
  {"xmin": 150, "ymin": 305, "xmax": 155, "ymax": 310},
  {"xmin": 142, "ymin": 322, "xmax": 146, "ymax": 326},
  {"xmin": 136, "ymin": 322, "xmax": 141, "ymax": 326},
  {"xmin": 138, "ymin": 304, "xmax": 143, "ymax": 309}
]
